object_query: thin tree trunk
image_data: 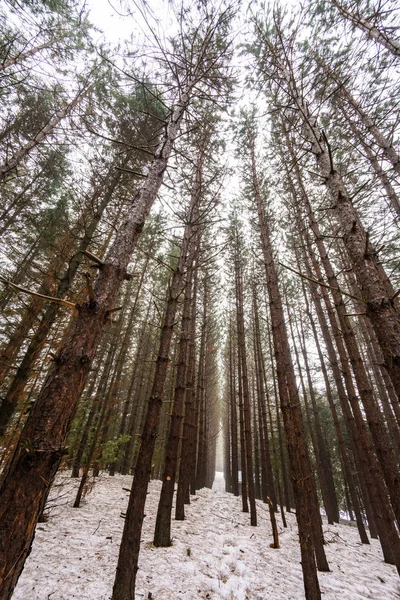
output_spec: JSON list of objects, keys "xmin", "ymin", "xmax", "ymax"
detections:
[
  {"xmin": 266, "ymin": 313, "xmax": 291, "ymax": 513},
  {"xmin": 245, "ymin": 127, "xmax": 326, "ymax": 599},
  {"xmin": 119, "ymin": 303, "xmax": 154, "ymax": 475},
  {"xmin": 153, "ymin": 261, "xmax": 195, "ymax": 546},
  {"xmin": 283, "ymin": 68, "xmax": 400, "ymax": 415},
  {"xmin": 0, "ymin": 37, "xmax": 63, "ymax": 71},
  {"xmin": 297, "ymin": 316, "xmax": 340, "ymax": 523},
  {"xmin": 0, "ymin": 88, "xmax": 89, "ymax": 179},
  {"xmin": 283, "ymin": 126, "xmax": 400, "ymax": 534},
  {"xmin": 288, "ymin": 307, "xmax": 335, "ymax": 526},
  {"xmin": 235, "ymin": 236, "xmax": 257, "ymax": 525},
  {"xmin": 252, "ymin": 285, "xmax": 277, "ymax": 509},
  {"xmin": 70, "ymin": 334, "xmax": 114, "ymax": 477},
  {"xmin": 339, "ymin": 103, "xmax": 400, "ymax": 221},
  {"xmin": 301, "ymin": 225, "xmax": 399, "ymax": 561},
  {"xmin": 303, "ymin": 284, "xmax": 369, "ymax": 544},
  {"xmin": 330, "ymin": 0, "xmax": 400, "ymax": 57},
  {"xmin": 229, "ymin": 316, "xmax": 239, "ymax": 497}
]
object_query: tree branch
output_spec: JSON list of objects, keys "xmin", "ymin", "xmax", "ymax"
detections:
[
  {"xmin": 279, "ymin": 263, "xmax": 365, "ymax": 302},
  {"xmin": 0, "ymin": 276, "xmax": 77, "ymax": 309}
]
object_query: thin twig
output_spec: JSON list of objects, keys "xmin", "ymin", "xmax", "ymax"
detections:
[
  {"xmin": 279, "ymin": 263, "xmax": 365, "ymax": 303},
  {"xmin": 116, "ymin": 166, "xmax": 148, "ymax": 178}
]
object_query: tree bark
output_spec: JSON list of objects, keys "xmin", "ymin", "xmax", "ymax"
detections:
[
  {"xmin": 243, "ymin": 118, "xmax": 326, "ymax": 598},
  {"xmin": 0, "ymin": 169, "xmax": 123, "ymax": 437},
  {"xmin": 111, "ymin": 161, "xmax": 204, "ymax": 598},
  {"xmin": 0, "ymin": 84, "xmax": 193, "ymax": 600},
  {"xmin": 234, "ymin": 233, "xmax": 257, "ymax": 525}
]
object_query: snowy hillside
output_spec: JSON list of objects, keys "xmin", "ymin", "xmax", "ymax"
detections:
[{"xmin": 13, "ymin": 472, "xmax": 400, "ymax": 600}]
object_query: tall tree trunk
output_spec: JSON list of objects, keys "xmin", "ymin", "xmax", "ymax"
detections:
[
  {"xmin": 302, "ymin": 279, "xmax": 369, "ymax": 544},
  {"xmin": 70, "ymin": 331, "xmax": 116, "ymax": 477},
  {"xmin": 339, "ymin": 103, "xmax": 400, "ymax": 221},
  {"xmin": 318, "ymin": 56, "xmax": 400, "ymax": 174},
  {"xmin": 266, "ymin": 312, "xmax": 291, "ymax": 513},
  {"xmin": 297, "ymin": 316, "xmax": 340, "ymax": 523},
  {"xmin": 229, "ymin": 316, "xmax": 239, "ymax": 497},
  {"xmin": 0, "ymin": 169, "xmax": 123, "ymax": 437},
  {"xmin": 235, "ymin": 235, "xmax": 257, "ymax": 525},
  {"xmin": 244, "ymin": 119, "xmax": 327, "ymax": 598},
  {"xmin": 237, "ymin": 334, "xmax": 248, "ymax": 513},
  {"xmin": 0, "ymin": 84, "xmax": 193, "ymax": 600},
  {"xmin": 283, "ymin": 126, "xmax": 400, "ymax": 532},
  {"xmin": 252, "ymin": 285, "xmax": 277, "ymax": 509},
  {"xmin": 111, "ymin": 162, "xmax": 203, "ymax": 598},
  {"xmin": 0, "ymin": 37, "xmax": 63, "ymax": 71},
  {"xmin": 0, "ymin": 87, "xmax": 89, "ymax": 179},
  {"xmin": 119, "ymin": 302, "xmax": 154, "ymax": 475},
  {"xmin": 301, "ymin": 224, "xmax": 399, "ymax": 563},
  {"xmin": 279, "ymin": 61, "xmax": 400, "ymax": 417},
  {"xmin": 288, "ymin": 307, "xmax": 336, "ymax": 526},
  {"xmin": 153, "ymin": 257, "xmax": 197, "ymax": 546}
]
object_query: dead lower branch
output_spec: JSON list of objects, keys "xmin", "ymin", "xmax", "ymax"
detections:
[
  {"xmin": 0, "ymin": 276, "xmax": 77, "ymax": 309},
  {"xmin": 83, "ymin": 250, "xmax": 104, "ymax": 266},
  {"xmin": 279, "ymin": 263, "xmax": 365, "ymax": 303}
]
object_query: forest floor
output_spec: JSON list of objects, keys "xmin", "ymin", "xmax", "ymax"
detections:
[{"xmin": 12, "ymin": 472, "xmax": 400, "ymax": 600}]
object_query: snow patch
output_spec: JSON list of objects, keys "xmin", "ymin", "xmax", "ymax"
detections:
[{"xmin": 12, "ymin": 471, "xmax": 400, "ymax": 600}]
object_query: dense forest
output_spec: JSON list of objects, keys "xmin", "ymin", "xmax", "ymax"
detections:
[{"xmin": 0, "ymin": 0, "xmax": 400, "ymax": 598}]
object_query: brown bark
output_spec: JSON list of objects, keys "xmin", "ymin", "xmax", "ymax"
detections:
[
  {"xmin": 282, "ymin": 119, "xmax": 400, "ymax": 533},
  {"xmin": 111, "ymin": 161, "xmax": 204, "ymax": 598},
  {"xmin": 187, "ymin": 278, "xmax": 206, "ymax": 499},
  {"xmin": 266, "ymin": 303, "xmax": 292, "ymax": 513},
  {"xmin": 224, "ymin": 390, "xmax": 232, "ymax": 492},
  {"xmin": 153, "ymin": 259, "xmax": 197, "ymax": 546},
  {"xmin": 288, "ymin": 306, "xmax": 336, "ymax": 526},
  {"xmin": 301, "ymin": 226, "xmax": 400, "ymax": 564},
  {"xmin": 0, "ymin": 169, "xmax": 123, "ymax": 438},
  {"xmin": 119, "ymin": 303, "xmax": 154, "ymax": 475},
  {"xmin": 252, "ymin": 285, "xmax": 277, "ymax": 509},
  {"xmin": 196, "ymin": 353, "xmax": 208, "ymax": 490},
  {"xmin": 291, "ymin": 75, "xmax": 400, "ymax": 406},
  {"xmin": 235, "ymin": 235, "xmax": 257, "ymax": 525},
  {"xmin": 252, "ymin": 386, "xmax": 261, "ymax": 499},
  {"xmin": 300, "ymin": 276, "xmax": 370, "ymax": 544},
  {"xmin": 0, "ymin": 83, "xmax": 193, "ymax": 600},
  {"xmin": 71, "ymin": 331, "xmax": 116, "ymax": 477},
  {"xmin": 244, "ymin": 119, "xmax": 326, "ymax": 598},
  {"xmin": 268, "ymin": 496, "xmax": 280, "ymax": 549},
  {"xmin": 318, "ymin": 57, "xmax": 400, "ymax": 175},
  {"xmin": 229, "ymin": 315, "xmax": 240, "ymax": 496},
  {"xmin": 339, "ymin": 103, "xmax": 400, "ymax": 221},
  {"xmin": 297, "ymin": 316, "xmax": 340, "ymax": 523},
  {"xmin": 300, "ymin": 228, "xmax": 382, "ymax": 538}
]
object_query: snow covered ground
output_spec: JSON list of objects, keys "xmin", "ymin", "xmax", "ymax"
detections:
[{"xmin": 13, "ymin": 471, "xmax": 400, "ymax": 600}]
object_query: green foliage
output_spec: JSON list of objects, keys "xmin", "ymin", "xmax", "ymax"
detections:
[{"xmin": 101, "ymin": 434, "xmax": 131, "ymax": 464}]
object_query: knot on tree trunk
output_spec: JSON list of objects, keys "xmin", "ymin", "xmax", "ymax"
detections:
[{"xmin": 366, "ymin": 295, "xmax": 391, "ymax": 312}]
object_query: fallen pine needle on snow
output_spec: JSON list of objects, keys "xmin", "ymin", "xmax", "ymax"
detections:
[{"xmin": 12, "ymin": 471, "xmax": 400, "ymax": 600}]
